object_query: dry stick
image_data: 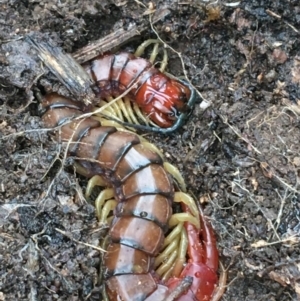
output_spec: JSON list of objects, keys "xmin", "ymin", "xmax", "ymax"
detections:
[
  {"xmin": 72, "ymin": 8, "xmax": 170, "ymax": 64},
  {"xmin": 211, "ymin": 262, "xmax": 228, "ymax": 301},
  {"xmin": 164, "ymin": 276, "xmax": 193, "ymax": 301},
  {"xmin": 148, "ymin": 14, "xmax": 206, "ymax": 103},
  {"xmin": 266, "ymin": 9, "xmax": 299, "ymax": 34},
  {"xmin": 27, "ymin": 33, "xmax": 95, "ymax": 106},
  {"xmin": 27, "ymin": 8, "xmax": 170, "ymax": 107},
  {"xmin": 55, "ymin": 228, "xmax": 106, "ymax": 252}
]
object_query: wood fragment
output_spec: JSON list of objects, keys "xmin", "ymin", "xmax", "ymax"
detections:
[
  {"xmin": 26, "ymin": 32, "xmax": 95, "ymax": 106},
  {"xmin": 266, "ymin": 9, "xmax": 299, "ymax": 34},
  {"xmin": 25, "ymin": 9, "xmax": 170, "ymax": 104},
  {"xmin": 72, "ymin": 8, "xmax": 170, "ymax": 64},
  {"xmin": 164, "ymin": 276, "xmax": 193, "ymax": 301}
]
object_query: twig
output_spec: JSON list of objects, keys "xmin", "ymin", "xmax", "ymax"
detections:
[
  {"xmin": 26, "ymin": 9, "xmax": 170, "ymax": 107},
  {"xmin": 72, "ymin": 8, "xmax": 170, "ymax": 64},
  {"xmin": 266, "ymin": 9, "xmax": 299, "ymax": 34},
  {"xmin": 148, "ymin": 14, "xmax": 205, "ymax": 103},
  {"xmin": 26, "ymin": 32, "xmax": 95, "ymax": 106},
  {"xmin": 164, "ymin": 276, "xmax": 193, "ymax": 301},
  {"xmin": 211, "ymin": 262, "xmax": 228, "ymax": 301},
  {"xmin": 219, "ymin": 114, "xmax": 262, "ymax": 154},
  {"xmin": 55, "ymin": 228, "xmax": 106, "ymax": 252},
  {"xmin": 257, "ymin": 258, "xmax": 300, "ymax": 277},
  {"xmin": 233, "ymin": 179, "xmax": 281, "ymax": 241}
]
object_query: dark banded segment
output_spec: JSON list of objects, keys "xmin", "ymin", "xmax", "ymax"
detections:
[
  {"xmin": 103, "ymin": 243, "xmax": 151, "ymax": 277},
  {"xmin": 106, "ymin": 274, "xmax": 157, "ymax": 301},
  {"xmin": 118, "ymin": 55, "xmax": 151, "ymax": 89},
  {"xmin": 115, "ymin": 194, "xmax": 172, "ymax": 231},
  {"xmin": 117, "ymin": 164, "xmax": 173, "ymax": 200},
  {"xmin": 96, "ymin": 131, "xmax": 140, "ymax": 171},
  {"xmin": 114, "ymin": 144, "xmax": 163, "ymax": 182},
  {"xmin": 75, "ymin": 126, "xmax": 117, "ymax": 161},
  {"xmin": 110, "ymin": 217, "xmax": 165, "ymax": 256}
]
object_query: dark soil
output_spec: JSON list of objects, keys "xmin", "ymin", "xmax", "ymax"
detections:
[{"xmin": 1, "ymin": 1, "xmax": 300, "ymax": 300}]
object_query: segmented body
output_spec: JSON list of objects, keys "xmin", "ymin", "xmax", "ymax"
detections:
[
  {"xmin": 41, "ymin": 93, "xmax": 219, "ymax": 301},
  {"xmin": 82, "ymin": 52, "xmax": 196, "ymax": 132},
  {"xmin": 43, "ymin": 93, "xmax": 174, "ymax": 300},
  {"xmin": 40, "ymin": 42, "xmax": 221, "ymax": 300}
]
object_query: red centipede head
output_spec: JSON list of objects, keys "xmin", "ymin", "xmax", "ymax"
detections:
[{"xmin": 135, "ymin": 74, "xmax": 193, "ymax": 128}]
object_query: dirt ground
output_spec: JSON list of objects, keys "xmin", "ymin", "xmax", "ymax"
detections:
[{"xmin": 1, "ymin": 0, "xmax": 300, "ymax": 300}]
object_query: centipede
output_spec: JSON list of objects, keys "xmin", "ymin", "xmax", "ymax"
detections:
[
  {"xmin": 41, "ymin": 93, "xmax": 220, "ymax": 300},
  {"xmin": 40, "ymin": 41, "xmax": 222, "ymax": 300},
  {"xmin": 81, "ymin": 39, "xmax": 197, "ymax": 133}
]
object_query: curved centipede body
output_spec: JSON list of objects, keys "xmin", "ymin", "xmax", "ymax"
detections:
[
  {"xmin": 43, "ymin": 93, "xmax": 174, "ymax": 300},
  {"xmin": 40, "ymin": 40, "xmax": 221, "ymax": 301},
  {"xmin": 41, "ymin": 93, "xmax": 220, "ymax": 301},
  {"xmin": 82, "ymin": 50, "xmax": 196, "ymax": 132}
]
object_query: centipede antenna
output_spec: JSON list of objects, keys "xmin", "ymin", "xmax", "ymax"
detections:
[{"xmin": 164, "ymin": 276, "xmax": 193, "ymax": 301}]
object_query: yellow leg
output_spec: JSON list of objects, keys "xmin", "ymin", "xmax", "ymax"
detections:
[
  {"xmin": 99, "ymin": 118, "xmax": 127, "ymax": 129},
  {"xmin": 155, "ymin": 191, "xmax": 201, "ymax": 280},
  {"xmin": 172, "ymin": 227, "xmax": 188, "ymax": 277},
  {"xmin": 161, "ymin": 264, "xmax": 174, "ymax": 282},
  {"xmin": 168, "ymin": 212, "xmax": 200, "ymax": 229},
  {"xmin": 154, "ymin": 222, "xmax": 189, "ymax": 280},
  {"xmin": 99, "ymin": 199, "xmax": 118, "ymax": 225},
  {"xmin": 155, "ymin": 236, "xmax": 180, "ymax": 269},
  {"xmin": 93, "ymin": 100, "xmax": 124, "ymax": 124},
  {"xmin": 163, "ymin": 222, "xmax": 183, "ymax": 247},
  {"xmin": 159, "ymin": 48, "xmax": 168, "ymax": 72},
  {"xmin": 121, "ymin": 97, "xmax": 138, "ymax": 124},
  {"xmin": 174, "ymin": 192, "xmax": 199, "ymax": 220},
  {"xmin": 132, "ymin": 102, "xmax": 151, "ymax": 126},
  {"xmin": 159, "ymin": 226, "xmax": 188, "ymax": 281},
  {"xmin": 164, "ymin": 162, "xmax": 187, "ymax": 192},
  {"xmin": 73, "ymin": 162, "xmax": 93, "ymax": 179},
  {"xmin": 106, "ymin": 96, "xmax": 124, "ymax": 121},
  {"xmin": 92, "ymin": 115, "xmax": 128, "ymax": 130},
  {"xmin": 85, "ymin": 174, "xmax": 108, "ymax": 199},
  {"xmin": 99, "ymin": 235, "xmax": 110, "ymax": 295},
  {"xmin": 156, "ymin": 250, "xmax": 178, "ymax": 277},
  {"xmin": 148, "ymin": 42, "xmax": 160, "ymax": 64},
  {"xmin": 100, "ymin": 109, "xmax": 123, "ymax": 121},
  {"xmin": 97, "ymin": 100, "xmax": 116, "ymax": 115},
  {"xmin": 134, "ymin": 39, "xmax": 160, "ymax": 58},
  {"xmin": 134, "ymin": 38, "xmax": 168, "ymax": 72},
  {"xmin": 94, "ymin": 188, "xmax": 114, "ymax": 221}
]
